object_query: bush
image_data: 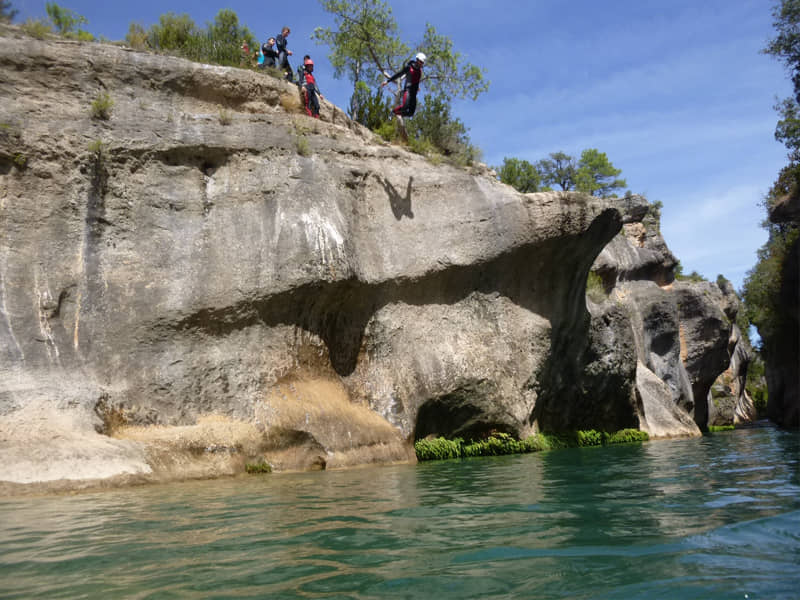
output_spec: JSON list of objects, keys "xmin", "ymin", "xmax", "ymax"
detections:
[
  {"xmin": 674, "ymin": 261, "xmax": 706, "ymax": 282},
  {"xmin": 405, "ymin": 93, "xmax": 481, "ymax": 166},
  {"xmin": 218, "ymin": 109, "xmax": 232, "ymax": 125},
  {"xmin": 296, "ymin": 135, "xmax": 310, "ymax": 157},
  {"xmin": 146, "ymin": 9, "xmax": 256, "ymax": 69},
  {"xmin": 12, "ymin": 152, "xmax": 27, "ymax": 169},
  {"xmin": 604, "ymin": 429, "xmax": 649, "ymax": 444},
  {"xmin": 414, "ymin": 429, "xmax": 649, "ymax": 461},
  {"xmin": 146, "ymin": 12, "xmax": 196, "ymax": 51},
  {"xmin": 374, "ymin": 121, "xmax": 400, "ymax": 143},
  {"xmin": 415, "ymin": 437, "xmax": 463, "ymax": 461},
  {"xmin": 743, "ymin": 221, "xmax": 799, "ymax": 342},
  {"xmin": 586, "ymin": 271, "xmax": 608, "ymax": 304},
  {"xmin": 707, "ymin": 425, "xmax": 735, "ymax": 433},
  {"xmin": 244, "ymin": 460, "xmax": 272, "ymax": 474},
  {"xmin": 349, "ymin": 81, "xmax": 392, "ymax": 130},
  {"xmin": 87, "ymin": 139, "xmax": 106, "ymax": 155},
  {"xmin": 45, "ymin": 2, "xmax": 93, "ymax": 40},
  {"xmin": 90, "ymin": 92, "xmax": 114, "ymax": 120},
  {"xmin": 125, "ymin": 22, "xmax": 148, "ymax": 49},
  {"xmin": 21, "ymin": 18, "xmax": 52, "ymax": 39},
  {"xmin": 576, "ymin": 429, "xmax": 604, "ymax": 446}
]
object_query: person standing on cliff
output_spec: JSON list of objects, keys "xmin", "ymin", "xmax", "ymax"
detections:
[
  {"xmin": 381, "ymin": 52, "xmax": 426, "ymax": 122},
  {"xmin": 299, "ymin": 56, "xmax": 323, "ymax": 118},
  {"xmin": 276, "ymin": 26, "xmax": 293, "ymax": 81},
  {"xmin": 260, "ymin": 37, "xmax": 278, "ymax": 69}
]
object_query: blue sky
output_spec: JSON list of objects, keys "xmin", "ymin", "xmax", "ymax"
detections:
[{"xmin": 11, "ymin": 0, "xmax": 792, "ymax": 290}]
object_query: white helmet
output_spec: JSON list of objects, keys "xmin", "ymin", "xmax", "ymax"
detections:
[{"xmin": 415, "ymin": 52, "xmax": 426, "ymax": 63}]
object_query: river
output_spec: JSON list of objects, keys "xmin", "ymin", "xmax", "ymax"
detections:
[{"xmin": 1, "ymin": 427, "xmax": 799, "ymax": 599}]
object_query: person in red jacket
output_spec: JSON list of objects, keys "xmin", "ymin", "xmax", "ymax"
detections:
[
  {"xmin": 300, "ymin": 57, "xmax": 323, "ymax": 118},
  {"xmin": 381, "ymin": 52, "xmax": 426, "ymax": 119}
]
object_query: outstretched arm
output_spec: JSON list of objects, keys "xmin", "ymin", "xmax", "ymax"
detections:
[{"xmin": 381, "ymin": 63, "xmax": 408, "ymax": 87}]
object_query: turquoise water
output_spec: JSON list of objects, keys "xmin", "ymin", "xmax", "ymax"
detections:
[{"xmin": 1, "ymin": 427, "xmax": 799, "ymax": 599}]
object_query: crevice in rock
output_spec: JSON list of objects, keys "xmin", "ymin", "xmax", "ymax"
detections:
[
  {"xmin": 0, "ymin": 156, "xmax": 13, "ymax": 175},
  {"xmin": 153, "ymin": 145, "xmax": 231, "ymax": 173}
]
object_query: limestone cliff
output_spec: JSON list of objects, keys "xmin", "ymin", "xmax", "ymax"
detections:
[
  {"xmin": 0, "ymin": 31, "xmax": 743, "ymax": 492},
  {"xmin": 590, "ymin": 198, "xmax": 752, "ymax": 436}
]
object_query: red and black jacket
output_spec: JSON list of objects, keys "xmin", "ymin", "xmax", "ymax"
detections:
[{"xmin": 387, "ymin": 60, "xmax": 422, "ymax": 93}]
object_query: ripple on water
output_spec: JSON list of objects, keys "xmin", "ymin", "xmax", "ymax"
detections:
[{"xmin": 1, "ymin": 428, "xmax": 799, "ymax": 599}]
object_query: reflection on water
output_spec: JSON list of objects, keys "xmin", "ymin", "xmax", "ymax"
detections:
[{"xmin": 1, "ymin": 428, "xmax": 799, "ymax": 599}]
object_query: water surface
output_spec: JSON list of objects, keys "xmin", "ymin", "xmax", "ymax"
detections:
[{"xmin": 2, "ymin": 427, "xmax": 799, "ymax": 599}]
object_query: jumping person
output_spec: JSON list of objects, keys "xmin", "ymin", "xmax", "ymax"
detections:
[
  {"xmin": 381, "ymin": 52, "xmax": 426, "ymax": 119},
  {"xmin": 300, "ymin": 57, "xmax": 323, "ymax": 118},
  {"xmin": 276, "ymin": 26, "xmax": 293, "ymax": 81}
]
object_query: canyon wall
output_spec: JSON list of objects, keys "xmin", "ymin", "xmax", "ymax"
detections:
[{"xmin": 0, "ymin": 31, "xmax": 748, "ymax": 492}]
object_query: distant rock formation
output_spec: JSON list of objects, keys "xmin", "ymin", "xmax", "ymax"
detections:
[
  {"xmin": 0, "ymin": 30, "xmax": 749, "ymax": 493},
  {"xmin": 708, "ymin": 323, "xmax": 757, "ymax": 426},
  {"xmin": 590, "ymin": 197, "xmax": 752, "ymax": 436}
]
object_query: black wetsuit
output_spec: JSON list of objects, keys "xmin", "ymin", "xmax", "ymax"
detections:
[
  {"xmin": 387, "ymin": 59, "xmax": 423, "ymax": 117},
  {"xmin": 302, "ymin": 68, "xmax": 321, "ymax": 117},
  {"xmin": 276, "ymin": 33, "xmax": 292, "ymax": 81},
  {"xmin": 261, "ymin": 43, "xmax": 278, "ymax": 68}
]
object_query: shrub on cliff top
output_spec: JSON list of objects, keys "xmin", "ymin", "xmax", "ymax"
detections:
[
  {"xmin": 20, "ymin": 18, "xmax": 52, "ymax": 39},
  {"xmin": 45, "ymin": 3, "xmax": 93, "ymax": 41},
  {"xmin": 142, "ymin": 9, "xmax": 256, "ymax": 69}
]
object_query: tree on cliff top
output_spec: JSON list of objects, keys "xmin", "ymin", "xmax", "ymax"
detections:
[
  {"xmin": 0, "ymin": 1, "xmax": 18, "ymax": 23},
  {"xmin": 497, "ymin": 157, "xmax": 542, "ymax": 193},
  {"xmin": 511, "ymin": 149, "xmax": 626, "ymax": 197},
  {"xmin": 574, "ymin": 149, "xmax": 627, "ymax": 197},
  {"xmin": 45, "ymin": 3, "xmax": 93, "ymax": 40},
  {"xmin": 313, "ymin": 0, "xmax": 489, "ymax": 100},
  {"xmin": 537, "ymin": 152, "xmax": 577, "ymax": 191},
  {"xmin": 314, "ymin": 0, "xmax": 486, "ymax": 165}
]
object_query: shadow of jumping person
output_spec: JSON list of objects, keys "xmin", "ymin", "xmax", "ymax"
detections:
[{"xmin": 379, "ymin": 176, "xmax": 414, "ymax": 220}]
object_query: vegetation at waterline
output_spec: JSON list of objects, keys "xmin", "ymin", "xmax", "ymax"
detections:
[
  {"xmin": 415, "ymin": 430, "xmax": 649, "ymax": 462},
  {"xmin": 244, "ymin": 460, "xmax": 272, "ymax": 474},
  {"xmin": 707, "ymin": 425, "xmax": 735, "ymax": 433}
]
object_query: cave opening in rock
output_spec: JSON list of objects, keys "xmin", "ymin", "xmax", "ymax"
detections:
[{"xmin": 414, "ymin": 386, "xmax": 510, "ymax": 442}]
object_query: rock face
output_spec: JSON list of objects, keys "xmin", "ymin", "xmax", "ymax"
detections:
[
  {"xmin": 708, "ymin": 324, "xmax": 757, "ymax": 426},
  {"xmin": 0, "ymin": 31, "xmax": 748, "ymax": 492},
  {"xmin": 590, "ymin": 198, "xmax": 751, "ymax": 436},
  {"xmin": 765, "ymin": 193, "xmax": 800, "ymax": 428}
]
